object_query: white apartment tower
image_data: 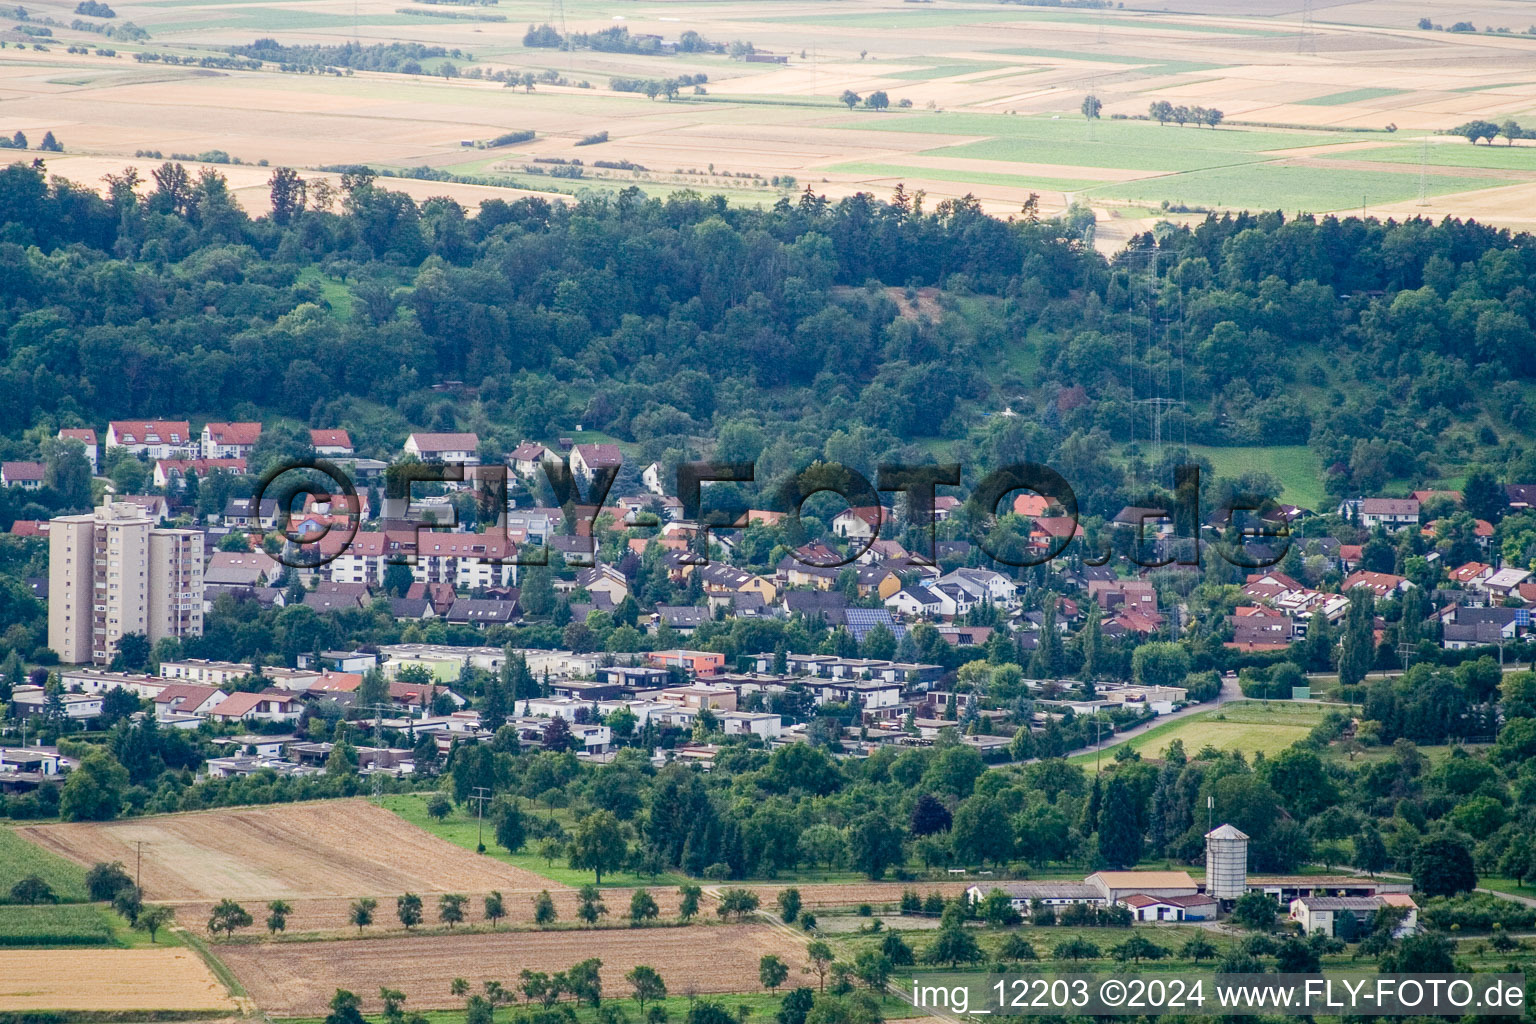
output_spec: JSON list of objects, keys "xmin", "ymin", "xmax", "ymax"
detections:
[{"xmin": 48, "ymin": 501, "xmax": 204, "ymax": 665}]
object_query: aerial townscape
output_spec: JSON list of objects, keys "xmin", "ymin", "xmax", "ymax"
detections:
[{"xmin": 5, "ymin": 0, "xmax": 1536, "ymax": 1021}]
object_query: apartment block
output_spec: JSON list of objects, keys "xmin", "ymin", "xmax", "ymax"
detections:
[{"xmin": 48, "ymin": 502, "xmax": 204, "ymax": 665}]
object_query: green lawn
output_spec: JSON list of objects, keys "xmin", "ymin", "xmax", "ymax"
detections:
[
  {"xmin": 1066, "ymin": 702, "xmax": 1328, "ymax": 770},
  {"xmin": 1297, "ymin": 87, "xmax": 1411, "ymax": 106},
  {"xmin": 1087, "ymin": 163, "xmax": 1498, "ymax": 214},
  {"xmin": 1183, "ymin": 444, "xmax": 1325, "ymax": 510},
  {"xmin": 0, "ymin": 828, "xmax": 90, "ymax": 903},
  {"xmin": 380, "ymin": 793, "xmax": 688, "ymax": 888}
]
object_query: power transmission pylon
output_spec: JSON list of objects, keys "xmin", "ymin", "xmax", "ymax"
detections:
[{"xmin": 1297, "ymin": 0, "xmax": 1317, "ymax": 54}]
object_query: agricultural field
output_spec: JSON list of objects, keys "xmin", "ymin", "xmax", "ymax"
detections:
[
  {"xmin": 0, "ymin": 826, "xmax": 90, "ymax": 903},
  {"xmin": 8, "ymin": 0, "xmax": 1536, "ymax": 233},
  {"xmin": 0, "ymin": 948, "xmax": 236, "ymax": 1013},
  {"xmin": 0, "ymin": 904, "xmax": 117, "ymax": 946},
  {"xmin": 1069, "ymin": 702, "xmax": 1328, "ymax": 768},
  {"xmin": 216, "ymin": 923, "xmax": 808, "ymax": 1017},
  {"xmin": 16, "ymin": 798, "xmax": 558, "ymax": 901}
]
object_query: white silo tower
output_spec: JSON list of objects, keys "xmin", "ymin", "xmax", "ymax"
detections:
[{"xmin": 1205, "ymin": 823, "xmax": 1249, "ymax": 902}]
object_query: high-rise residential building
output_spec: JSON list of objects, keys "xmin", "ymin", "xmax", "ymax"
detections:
[{"xmin": 48, "ymin": 501, "xmax": 203, "ymax": 665}]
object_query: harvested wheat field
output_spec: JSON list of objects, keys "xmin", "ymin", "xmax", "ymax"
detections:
[
  {"xmin": 17, "ymin": 798, "xmax": 562, "ymax": 901},
  {"xmin": 218, "ymin": 924, "xmax": 806, "ymax": 1017},
  {"xmin": 0, "ymin": 948, "xmax": 235, "ymax": 1013}
]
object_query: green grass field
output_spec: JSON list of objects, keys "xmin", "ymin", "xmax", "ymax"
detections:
[
  {"xmin": 828, "ymin": 162, "xmax": 1099, "ymax": 193},
  {"xmin": 1088, "ymin": 163, "xmax": 1496, "ymax": 213},
  {"xmin": 1068, "ymin": 702, "xmax": 1327, "ymax": 769},
  {"xmin": 0, "ymin": 828, "xmax": 90, "ymax": 904},
  {"xmin": 1327, "ymin": 141, "xmax": 1536, "ymax": 170},
  {"xmin": 0, "ymin": 904, "xmax": 118, "ymax": 947},
  {"xmin": 1297, "ymin": 87, "xmax": 1411, "ymax": 106},
  {"xmin": 1184, "ymin": 444, "xmax": 1325, "ymax": 510}
]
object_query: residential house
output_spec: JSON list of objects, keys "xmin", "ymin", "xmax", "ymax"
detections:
[
  {"xmin": 1358, "ymin": 498, "xmax": 1420, "ymax": 531},
  {"xmin": 933, "ymin": 567, "xmax": 1018, "ymax": 609},
  {"xmin": 58, "ymin": 427, "xmax": 98, "ymax": 474},
  {"xmin": 1, "ymin": 462, "xmax": 44, "ymax": 490},
  {"xmin": 652, "ymin": 605, "xmax": 708, "ymax": 634},
  {"xmin": 223, "ymin": 498, "xmax": 279, "ymax": 530},
  {"xmin": 153, "ymin": 683, "xmax": 228, "ymax": 720},
  {"xmin": 648, "ymin": 650, "xmax": 726, "ymax": 676},
  {"xmin": 205, "ymin": 550, "xmax": 279, "ymax": 588},
  {"xmin": 404, "ymin": 432, "xmax": 480, "ymax": 465},
  {"xmin": 1484, "ymin": 567, "xmax": 1531, "ymax": 601},
  {"xmin": 207, "ymin": 690, "xmax": 303, "ymax": 723},
  {"xmin": 832, "ymin": 505, "xmax": 885, "ymax": 541},
  {"xmin": 106, "ymin": 421, "xmax": 194, "ymax": 459},
  {"xmin": 154, "ymin": 458, "xmax": 246, "ymax": 489},
  {"xmin": 201, "ymin": 422, "xmax": 262, "ymax": 460},
  {"xmin": 508, "ymin": 441, "xmax": 552, "ymax": 479},
  {"xmin": 1342, "ymin": 571, "xmax": 1412, "ymax": 599},
  {"xmin": 642, "ymin": 460, "xmax": 665, "ymax": 495},
  {"xmin": 310, "ymin": 429, "xmax": 354, "ymax": 457},
  {"xmin": 570, "ymin": 443, "xmax": 622, "ymax": 484},
  {"xmin": 576, "ymin": 564, "xmax": 630, "ymax": 604},
  {"xmin": 784, "ymin": 589, "xmax": 847, "ymax": 626},
  {"xmin": 696, "ymin": 563, "xmax": 777, "ymax": 603},
  {"xmin": 657, "ymin": 683, "xmax": 737, "ymax": 711},
  {"xmin": 886, "ymin": 586, "xmax": 942, "ymax": 617},
  {"xmin": 9, "ymin": 687, "xmax": 103, "ymax": 721},
  {"xmin": 445, "ymin": 598, "xmax": 518, "ymax": 627}
]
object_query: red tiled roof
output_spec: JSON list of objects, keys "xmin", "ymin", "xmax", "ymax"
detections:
[
  {"xmin": 2, "ymin": 461, "xmax": 44, "ymax": 482},
  {"xmin": 408, "ymin": 432, "xmax": 479, "ymax": 451},
  {"xmin": 310, "ymin": 429, "xmax": 352, "ymax": 448},
  {"xmin": 109, "ymin": 421, "xmax": 190, "ymax": 445},
  {"xmin": 204, "ymin": 422, "xmax": 262, "ymax": 446},
  {"xmin": 574, "ymin": 443, "xmax": 622, "ymax": 466},
  {"xmin": 58, "ymin": 428, "xmax": 97, "ymax": 445},
  {"xmin": 1013, "ymin": 493, "xmax": 1051, "ymax": 517}
]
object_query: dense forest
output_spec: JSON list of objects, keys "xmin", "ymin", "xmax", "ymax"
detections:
[{"xmin": 3, "ymin": 158, "xmax": 1536, "ymax": 522}]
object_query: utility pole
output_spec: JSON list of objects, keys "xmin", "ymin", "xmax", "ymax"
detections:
[
  {"xmin": 469, "ymin": 786, "xmax": 493, "ymax": 852},
  {"xmin": 135, "ymin": 840, "xmax": 143, "ymax": 891}
]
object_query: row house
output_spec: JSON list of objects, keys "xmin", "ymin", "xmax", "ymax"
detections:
[
  {"xmin": 154, "ymin": 458, "xmax": 246, "ymax": 489},
  {"xmin": 107, "ymin": 420, "xmax": 194, "ymax": 460},
  {"xmin": 318, "ymin": 529, "xmax": 516, "ymax": 590}
]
